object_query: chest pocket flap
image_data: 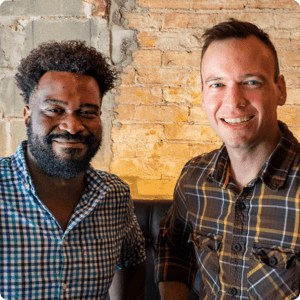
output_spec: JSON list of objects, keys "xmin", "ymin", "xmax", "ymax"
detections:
[
  {"xmin": 188, "ymin": 232, "xmax": 222, "ymax": 296},
  {"xmin": 248, "ymin": 245, "xmax": 300, "ymax": 300}
]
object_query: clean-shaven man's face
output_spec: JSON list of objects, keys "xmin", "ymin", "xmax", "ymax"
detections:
[{"xmin": 201, "ymin": 35, "xmax": 286, "ymax": 152}]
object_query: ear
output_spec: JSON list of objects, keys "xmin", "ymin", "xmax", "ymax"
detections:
[
  {"xmin": 276, "ymin": 75, "xmax": 287, "ymax": 106},
  {"xmin": 23, "ymin": 105, "xmax": 31, "ymax": 127}
]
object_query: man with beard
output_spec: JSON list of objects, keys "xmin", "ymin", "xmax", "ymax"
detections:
[{"xmin": 0, "ymin": 40, "xmax": 146, "ymax": 300}]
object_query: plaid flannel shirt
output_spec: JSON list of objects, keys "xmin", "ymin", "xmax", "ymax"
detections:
[
  {"xmin": 155, "ymin": 121, "xmax": 300, "ymax": 300},
  {"xmin": 0, "ymin": 141, "xmax": 145, "ymax": 300}
]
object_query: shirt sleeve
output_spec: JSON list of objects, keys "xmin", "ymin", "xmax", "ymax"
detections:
[
  {"xmin": 117, "ymin": 195, "xmax": 146, "ymax": 269},
  {"xmin": 155, "ymin": 160, "xmax": 198, "ymax": 289}
]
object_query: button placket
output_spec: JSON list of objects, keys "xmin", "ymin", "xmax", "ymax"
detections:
[
  {"xmin": 229, "ymin": 189, "xmax": 251, "ymax": 296},
  {"xmin": 238, "ymin": 202, "xmax": 246, "ymax": 211}
]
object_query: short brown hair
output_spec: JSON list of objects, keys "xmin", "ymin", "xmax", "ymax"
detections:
[{"xmin": 201, "ymin": 18, "xmax": 280, "ymax": 83}]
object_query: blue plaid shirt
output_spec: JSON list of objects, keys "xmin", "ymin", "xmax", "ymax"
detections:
[{"xmin": 0, "ymin": 141, "xmax": 146, "ymax": 300}]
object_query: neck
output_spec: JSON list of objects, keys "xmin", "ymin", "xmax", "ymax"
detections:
[
  {"xmin": 226, "ymin": 127, "xmax": 283, "ymax": 192},
  {"xmin": 25, "ymin": 148, "xmax": 85, "ymax": 205}
]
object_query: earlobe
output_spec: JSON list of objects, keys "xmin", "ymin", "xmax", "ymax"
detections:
[
  {"xmin": 277, "ymin": 75, "xmax": 287, "ymax": 106},
  {"xmin": 24, "ymin": 106, "xmax": 31, "ymax": 127}
]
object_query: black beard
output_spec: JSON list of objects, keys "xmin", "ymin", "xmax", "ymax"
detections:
[{"xmin": 26, "ymin": 119, "xmax": 101, "ymax": 179}]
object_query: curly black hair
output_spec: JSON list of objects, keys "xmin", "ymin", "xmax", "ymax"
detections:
[{"xmin": 15, "ymin": 40, "xmax": 117, "ymax": 104}]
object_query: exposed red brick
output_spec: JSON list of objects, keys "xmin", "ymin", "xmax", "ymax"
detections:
[{"xmin": 92, "ymin": 0, "xmax": 106, "ymax": 17}]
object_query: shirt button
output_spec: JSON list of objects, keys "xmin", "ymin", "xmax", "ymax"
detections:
[
  {"xmin": 62, "ymin": 283, "xmax": 67, "ymax": 291},
  {"xmin": 233, "ymin": 243, "xmax": 242, "ymax": 252},
  {"xmin": 229, "ymin": 287, "xmax": 237, "ymax": 296},
  {"xmin": 269, "ymin": 256, "xmax": 277, "ymax": 266},
  {"xmin": 238, "ymin": 202, "xmax": 246, "ymax": 211}
]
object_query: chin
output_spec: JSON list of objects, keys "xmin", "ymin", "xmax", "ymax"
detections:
[{"xmin": 56, "ymin": 147, "xmax": 86, "ymax": 158}]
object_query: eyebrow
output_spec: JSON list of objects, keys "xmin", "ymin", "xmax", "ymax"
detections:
[
  {"xmin": 43, "ymin": 99, "xmax": 67, "ymax": 106},
  {"xmin": 80, "ymin": 104, "xmax": 101, "ymax": 111},
  {"xmin": 205, "ymin": 77, "xmax": 223, "ymax": 84},
  {"xmin": 42, "ymin": 99, "xmax": 100, "ymax": 111},
  {"xmin": 242, "ymin": 73, "xmax": 266, "ymax": 81},
  {"xmin": 204, "ymin": 73, "xmax": 267, "ymax": 84}
]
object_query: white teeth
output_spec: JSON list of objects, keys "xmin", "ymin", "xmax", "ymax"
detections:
[{"xmin": 223, "ymin": 116, "xmax": 252, "ymax": 124}]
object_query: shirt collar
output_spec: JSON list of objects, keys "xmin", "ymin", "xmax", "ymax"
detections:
[
  {"xmin": 257, "ymin": 121, "xmax": 299, "ymax": 190},
  {"xmin": 208, "ymin": 121, "xmax": 300, "ymax": 191},
  {"xmin": 11, "ymin": 141, "xmax": 34, "ymax": 189}
]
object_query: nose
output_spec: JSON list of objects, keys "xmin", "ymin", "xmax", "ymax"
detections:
[
  {"xmin": 58, "ymin": 113, "xmax": 85, "ymax": 134},
  {"xmin": 223, "ymin": 83, "xmax": 246, "ymax": 109}
]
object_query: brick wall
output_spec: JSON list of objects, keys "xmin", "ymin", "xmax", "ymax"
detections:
[
  {"xmin": 0, "ymin": 0, "xmax": 299, "ymax": 199},
  {"xmin": 111, "ymin": 0, "xmax": 300, "ymax": 198},
  {"xmin": 0, "ymin": 0, "xmax": 124, "ymax": 172}
]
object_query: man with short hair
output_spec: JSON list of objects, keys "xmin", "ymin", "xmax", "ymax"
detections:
[
  {"xmin": 0, "ymin": 40, "xmax": 146, "ymax": 300},
  {"xmin": 155, "ymin": 19, "xmax": 300, "ymax": 300}
]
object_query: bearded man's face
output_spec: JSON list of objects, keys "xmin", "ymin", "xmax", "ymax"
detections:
[{"xmin": 25, "ymin": 71, "xmax": 103, "ymax": 179}]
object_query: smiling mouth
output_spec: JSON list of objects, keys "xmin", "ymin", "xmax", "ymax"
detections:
[
  {"xmin": 52, "ymin": 140, "xmax": 86, "ymax": 147},
  {"xmin": 222, "ymin": 116, "xmax": 254, "ymax": 125}
]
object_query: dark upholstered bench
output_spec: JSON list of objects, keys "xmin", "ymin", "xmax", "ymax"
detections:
[{"xmin": 133, "ymin": 199, "xmax": 201, "ymax": 300}]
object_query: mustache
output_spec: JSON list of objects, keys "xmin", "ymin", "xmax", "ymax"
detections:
[{"xmin": 44, "ymin": 132, "xmax": 96, "ymax": 144}]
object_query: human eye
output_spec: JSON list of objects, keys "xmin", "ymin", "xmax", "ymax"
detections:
[
  {"xmin": 244, "ymin": 78, "xmax": 263, "ymax": 88},
  {"xmin": 44, "ymin": 107, "xmax": 64, "ymax": 115},
  {"xmin": 47, "ymin": 108, "xmax": 60, "ymax": 112},
  {"xmin": 211, "ymin": 83, "xmax": 224, "ymax": 88},
  {"xmin": 247, "ymin": 80, "xmax": 259, "ymax": 85},
  {"xmin": 79, "ymin": 109, "xmax": 99, "ymax": 119}
]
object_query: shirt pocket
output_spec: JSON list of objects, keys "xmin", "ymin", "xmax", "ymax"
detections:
[
  {"xmin": 247, "ymin": 245, "xmax": 300, "ymax": 300},
  {"xmin": 188, "ymin": 231, "xmax": 222, "ymax": 296}
]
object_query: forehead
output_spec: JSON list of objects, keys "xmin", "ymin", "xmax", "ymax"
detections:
[
  {"xmin": 201, "ymin": 36, "xmax": 275, "ymax": 79},
  {"xmin": 31, "ymin": 71, "xmax": 101, "ymax": 105}
]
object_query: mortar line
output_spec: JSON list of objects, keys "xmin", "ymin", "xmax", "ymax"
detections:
[
  {"xmin": 32, "ymin": 20, "xmax": 34, "ymax": 49},
  {"xmin": 13, "ymin": 80, "xmax": 15, "ymax": 116},
  {"xmin": 6, "ymin": 121, "xmax": 11, "ymax": 157},
  {"xmin": 89, "ymin": 19, "xmax": 91, "ymax": 46}
]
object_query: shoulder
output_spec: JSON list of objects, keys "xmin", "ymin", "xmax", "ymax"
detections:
[
  {"xmin": 0, "ymin": 156, "xmax": 19, "ymax": 190},
  {"xmin": 0, "ymin": 156, "xmax": 13, "ymax": 174},
  {"xmin": 290, "ymin": 146, "xmax": 300, "ymax": 174},
  {"xmin": 177, "ymin": 148, "xmax": 220, "ymax": 187},
  {"xmin": 278, "ymin": 122, "xmax": 300, "ymax": 170},
  {"xmin": 0, "ymin": 142, "xmax": 28, "ymax": 176},
  {"xmin": 92, "ymin": 169, "xmax": 129, "ymax": 186},
  {"xmin": 183, "ymin": 148, "xmax": 220, "ymax": 173},
  {"xmin": 87, "ymin": 168, "xmax": 130, "ymax": 194},
  {"xmin": 0, "ymin": 156, "xmax": 10, "ymax": 164}
]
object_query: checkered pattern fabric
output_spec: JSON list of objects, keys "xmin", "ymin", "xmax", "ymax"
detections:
[
  {"xmin": 155, "ymin": 121, "xmax": 300, "ymax": 300},
  {"xmin": 0, "ymin": 141, "xmax": 145, "ymax": 300}
]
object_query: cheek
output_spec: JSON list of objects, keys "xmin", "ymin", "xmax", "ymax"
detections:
[
  {"xmin": 88, "ymin": 120, "xmax": 102, "ymax": 136},
  {"xmin": 203, "ymin": 95, "xmax": 222, "ymax": 116},
  {"xmin": 248, "ymin": 96, "xmax": 272, "ymax": 116},
  {"xmin": 32, "ymin": 115, "xmax": 58, "ymax": 136}
]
